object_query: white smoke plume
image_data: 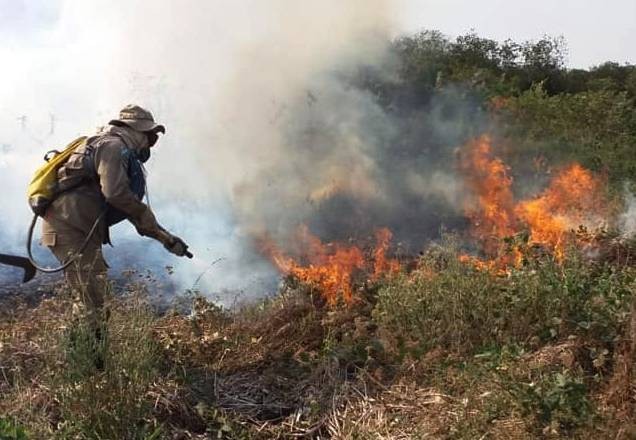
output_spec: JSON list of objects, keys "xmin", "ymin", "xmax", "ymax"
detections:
[{"xmin": 1, "ymin": 0, "xmax": 423, "ymax": 299}]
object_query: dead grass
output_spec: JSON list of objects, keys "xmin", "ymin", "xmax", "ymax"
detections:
[{"xmin": 0, "ymin": 254, "xmax": 634, "ymax": 438}]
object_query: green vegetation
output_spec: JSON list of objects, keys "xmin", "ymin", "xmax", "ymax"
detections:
[
  {"xmin": 362, "ymin": 30, "xmax": 636, "ymax": 187},
  {"xmin": 0, "ymin": 418, "xmax": 28, "ymax": 440},
  {"xmin": 374, "ymin": 238, "xmax": 634, "ymax": 356},
  {"xmin": 372, "ymin": 240, "xmax": 634, "ymax": 436}
]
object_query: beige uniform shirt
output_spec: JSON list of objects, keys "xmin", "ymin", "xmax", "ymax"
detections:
[{"xmin": 42, "ymin": 125, "xmax": 163, "ymax": 246}]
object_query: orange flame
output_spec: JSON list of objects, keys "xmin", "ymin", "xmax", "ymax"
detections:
[
  {"xmin": 259, "ymin": 135, "xmax": 610, "ymax": 296},
  {"xmin": 258, "ymin": 226, "xmax": 400, "ymax": 304},
  {"xmin": 373, "ymin": 228, "xmax": 400, "ymax": 280},
  {"xmin": 515, "ymin": 164, "xmax": 607, "ymax": 259},
  {"xmin": 460, "ymin": 135, "xmax": 518, "ymax": 254},
  {"xmin": 461, "ymin": 135, "xmax": 609, "ymax": 268}
]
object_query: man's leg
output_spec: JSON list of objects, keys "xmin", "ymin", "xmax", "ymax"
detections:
[
  {"xmin": 41, "ymin": 224, "xmax": 109, "ymax": 326},
  {"xmin": 52, "ymin": 242, "xmax": 109, "ymax": 370},
  {"xmin": 54, "ymin": 245, "xmax": 109, "ymax": 331}
]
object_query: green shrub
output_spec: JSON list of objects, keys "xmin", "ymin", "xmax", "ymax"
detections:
[
  {"xmin": 510, "ymin": 370, "xmax": 591, "ymax": 434},
  {"xmin": 503, "ymin": 84, "xmax": 636, "ymax": 186},
  {"xmin": 373, "ymin": 240, "xmax": 499, "ymax": 355},
  {"xmin": 373, "ymin": 237, "xmax": 635, "ymax": 357}
]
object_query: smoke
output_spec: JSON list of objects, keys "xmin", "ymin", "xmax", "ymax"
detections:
[
  {"xmin": 230, "ymin": 77, "xmax": 487, "ymax": 256},
  {"xmin": 0, "ymin": 0, "xmax": 485, "ymax": 299},
  {"xmin": 620, "ymin": 188, "xmax": 636, "ymax": 238}
]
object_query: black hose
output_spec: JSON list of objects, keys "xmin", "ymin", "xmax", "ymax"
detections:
[{"xmin": 26, "ymin": 211, "xmax": 105, "ymax": 273}]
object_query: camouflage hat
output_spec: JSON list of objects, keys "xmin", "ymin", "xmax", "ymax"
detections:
[{"xmin": 109, "ymin": 104, "xmax": 166, "ymax": 134}]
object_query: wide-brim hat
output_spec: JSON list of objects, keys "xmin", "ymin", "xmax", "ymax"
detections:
[{"xmin": 109, "ymin": 104, "xmax": 165, "ymax": 134}]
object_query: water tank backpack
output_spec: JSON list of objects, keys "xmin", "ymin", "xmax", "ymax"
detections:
[
  {"xmin": 27, "ymin": 136, "xmax": 87, "ymax": 216},
  {"xmin": 25, "ymin": 135, "xmax": 146, "ymax": 274},
  {"xmin": 25, "ymin": 135, "xmax": 99, "ymax": 275}
]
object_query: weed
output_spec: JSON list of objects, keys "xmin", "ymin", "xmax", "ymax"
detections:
[
  {"xmin": 50, "ymin": 293, "xmax": 164, "ymax": 439},
  {"xmin": 0, "ymin": 418, "xmax": 28, "ymax": 440},
  {"xmin": 510, "ymin": 370, "xmax": 591, "ymax": 435}
]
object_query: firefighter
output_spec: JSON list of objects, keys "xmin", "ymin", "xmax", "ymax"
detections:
[{"xmin": 41, "ymin": 105, "xmax": 189, "ymax": 362}]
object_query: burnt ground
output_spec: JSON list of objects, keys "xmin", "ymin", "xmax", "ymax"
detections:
[{"xmin": 0, "ymin": 275, "xmax": 61, "ymax": 308}]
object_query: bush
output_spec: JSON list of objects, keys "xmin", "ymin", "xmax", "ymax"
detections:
[
  {"xmin": 502, "ymin": 84, "xmax": 636, "ymax": 185},
  {"xmin": 373, "ymin": 237, "xmax": 635, "ymax": 357},
  {"xmin": 373, "ymin": 239, "xmax": 498, "ymax": 355}
]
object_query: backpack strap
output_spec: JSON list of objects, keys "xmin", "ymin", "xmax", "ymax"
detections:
[{"xmin": 55, "ymin": 138, "xmax": 99, "ymax": 194}]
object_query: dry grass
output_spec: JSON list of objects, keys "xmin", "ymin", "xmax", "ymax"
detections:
[{"xmin": 0, "ymin": 248, "xmax": 634, "ymax": 438}]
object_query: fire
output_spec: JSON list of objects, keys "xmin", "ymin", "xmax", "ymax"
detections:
[
  {"xmin": 515, "ymin": 164, "xmax": 608, "ymax": 259},
  {"xmin": 259, "ymin": 134, "xmax": 611, "ymax": 298},
  {"xmin": 372, "ymin": 228, "xmax": 400, "ymax": 280},
  {"xmin": 461, "ymin": 135, "xmax": 609, "ymax": 267},
  {"xmin": 460, "ymin": 135, "xmax": 518, "ymax": 254},
  {"xmin": 258, "ymin": 226, "xmax": 401, "ymax": 304}
]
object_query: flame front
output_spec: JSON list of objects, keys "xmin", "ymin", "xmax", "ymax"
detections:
[
  {"xmin": 372, "ymin": 228, "xmax": 400, "ymax": 280},
  {"xmin": 461, "ymin": 135, "xmax": 610, "ymax": 267},
  {"xmin": 515, "ymin": 163, "xmax": 608, "ymax": 259},
  {"xmin": 258, "ymin": 226, "xmax": 400, "ymax": 304},
  {"xmin": 258, "ymin": 134, "xmax": 612, "ymax": 300},
  {"xmin": 460, "ymin": 135, "xmax": 518, "ymax": 254}
]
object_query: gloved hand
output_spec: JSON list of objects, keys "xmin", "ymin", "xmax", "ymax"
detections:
[{"xmin": 163, "ymin": 234, "xmax": 191, "ymax": 258}]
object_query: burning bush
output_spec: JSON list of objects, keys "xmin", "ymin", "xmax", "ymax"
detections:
[{"xmin": 460, "ymin": 135, "xmax": 615, "ymax": 267}]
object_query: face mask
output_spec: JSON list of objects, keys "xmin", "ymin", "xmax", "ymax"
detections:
[
  {"xmin": 136, "ymin": 148, "xmax": 151, "ymax": 163},
  {"xmin": 146, "ymin": 132, "xmax": 159, "ymax": 147}
]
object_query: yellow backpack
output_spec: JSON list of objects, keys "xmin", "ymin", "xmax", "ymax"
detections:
[{"xmin": 27, "ymin": 136, "xmax": 87, "ymax": 215}]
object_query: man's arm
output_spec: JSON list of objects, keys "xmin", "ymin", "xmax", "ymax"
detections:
[
  {"xmin": 92, "ymin": 139, "xmax": 189, "ymax": 256},
  {"xmin": 93, "ymin": 139, "xmax": 163, "ymax": 238}
]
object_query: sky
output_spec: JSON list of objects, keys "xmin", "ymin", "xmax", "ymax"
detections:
[
  {"xmin": 1, "ymin": 0, "xmax": 634, "ymax": 68},
  {"xmin": 398, "ymin": 0, "xmax": 636, "ymax": 68}
]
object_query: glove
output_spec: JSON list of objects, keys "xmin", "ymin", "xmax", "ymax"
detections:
[{"xmin": 164, "ymin": 234, "xmax": 190, "ymax": 257}]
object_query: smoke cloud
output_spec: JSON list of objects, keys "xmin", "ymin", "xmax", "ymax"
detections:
[
  {"xmin": 620, "ymin": 188, "xmax": 636, "ymax": 238},
  {"xmin": 0, "ymin": 0, "xmax": 483, "ymax": 299}
]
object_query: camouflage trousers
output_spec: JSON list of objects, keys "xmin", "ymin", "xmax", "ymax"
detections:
[{"xmin": 41, "ymin": 222, "xmax": 109, "ymax": 330}]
